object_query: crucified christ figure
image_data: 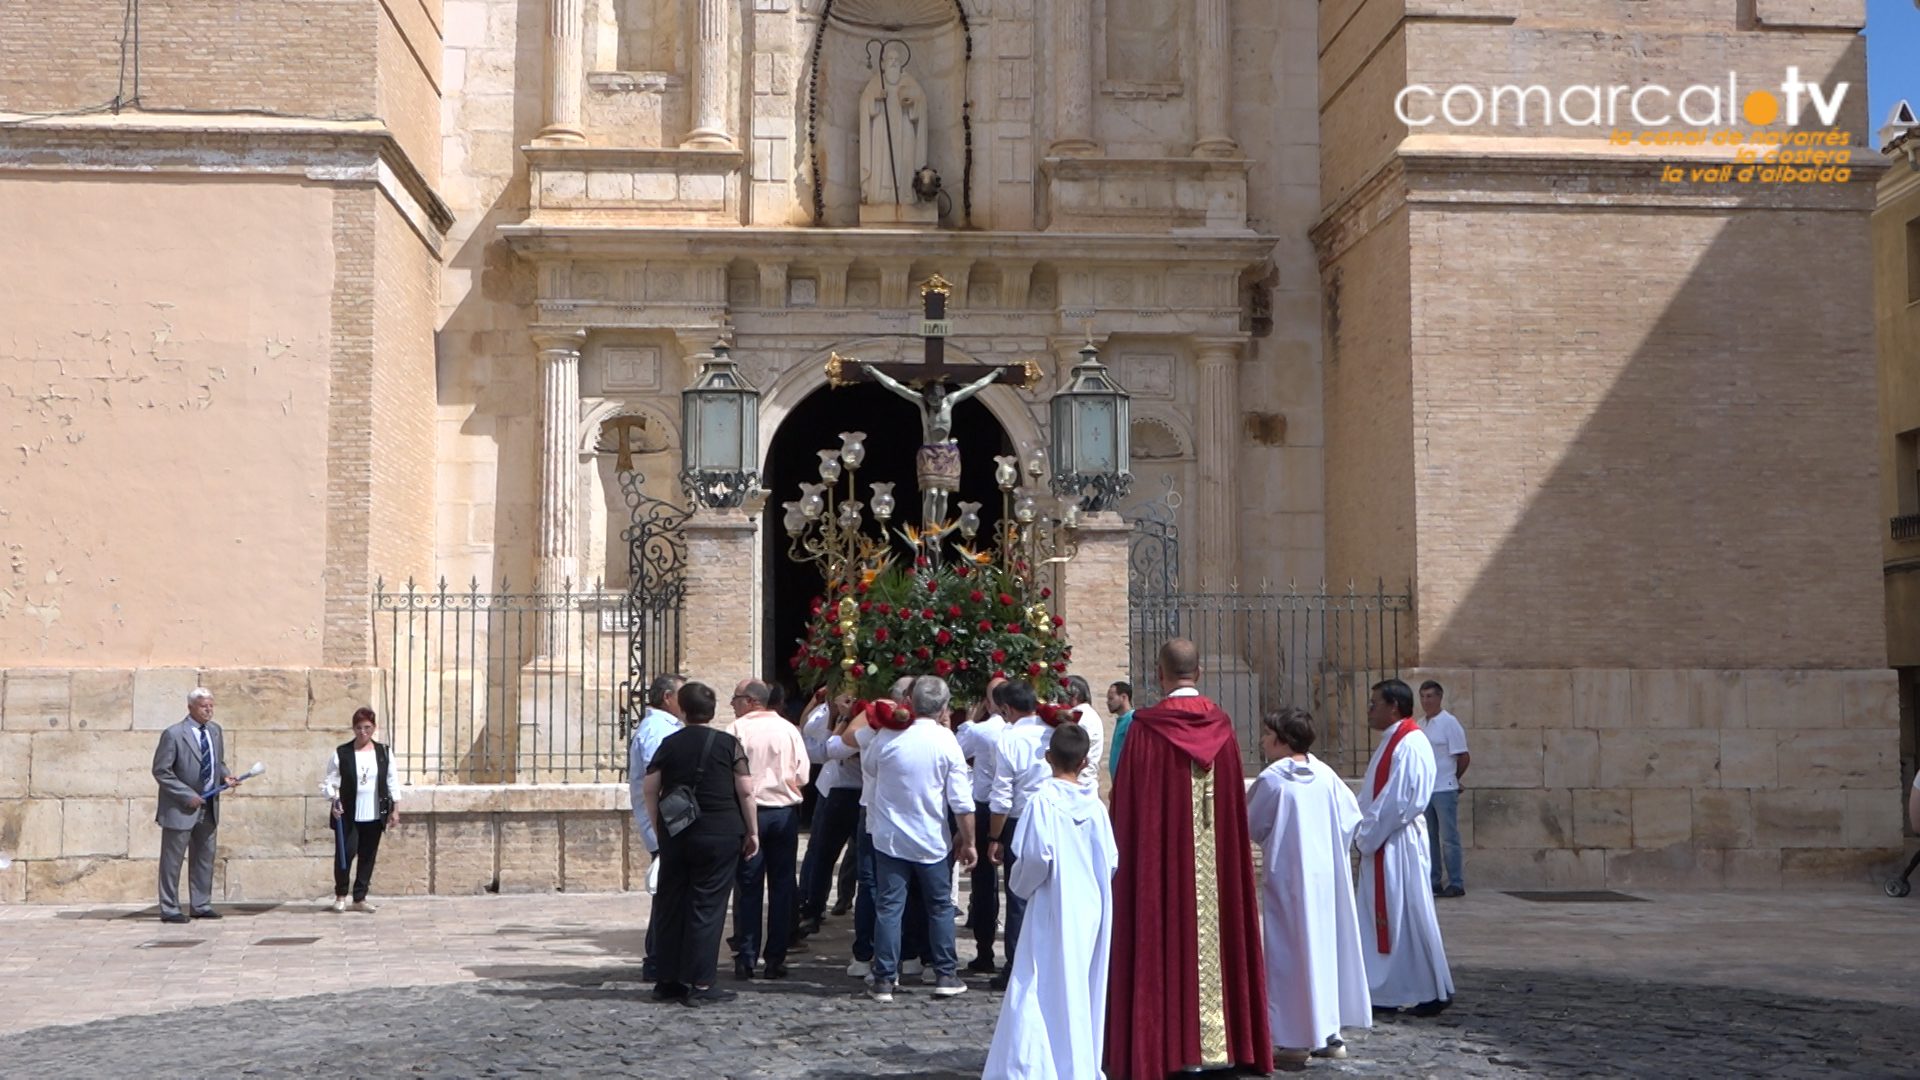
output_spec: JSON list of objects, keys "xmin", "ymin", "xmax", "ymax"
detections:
[{"xmin": 861, "ymin": 364, "xmax": 1001, "ymax": 526}]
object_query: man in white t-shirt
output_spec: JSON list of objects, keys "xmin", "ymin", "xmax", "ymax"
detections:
[{"xmin": 1417, "ymin": 680, "xmax": 1470, "ymax": 898}]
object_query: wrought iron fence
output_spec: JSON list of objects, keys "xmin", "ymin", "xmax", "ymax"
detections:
[
  {"xmin": 1127, "ymin": 583, "xmax": 1413, "ymax": 778},
  {"xmin": 371, "ymin": 578, "xmax": 682, "ymax": 785}
]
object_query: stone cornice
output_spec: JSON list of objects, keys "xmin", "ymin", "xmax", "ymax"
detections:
[
  {"xmin": 521, "ymin": 144, "xmax": 745, "ymax": 172},
  {"xmin": 500, "ymin": 224, "xmax": 1276, "ymax": 265},
  {"xmin": 0, "ymin": 112, "xmax": 454, "ymax": 252},
  {"xmin": 1313, "ymin": 134, "xmax": 1888, "ymax": 267}
]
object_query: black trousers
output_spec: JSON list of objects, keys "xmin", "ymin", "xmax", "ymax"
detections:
[
  {"xmin": 655, "ymin": 832, "xmax": 741, "ymax": 988},
  {"xmin": 333, "ymin": 819, "xmax": 385, "ymax": 901},
  {"xmin": 967, "ymin": 801, "xmax": 1000, "ymax": 964}
]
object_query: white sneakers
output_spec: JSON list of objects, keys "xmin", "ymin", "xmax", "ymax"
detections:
[
  {"xmin": 846, "ymin": 959, "xmax": 872, "ymax": 978},
  {"xmin": 330, "ymin": 898, "xmax": 347, "ymax": 913},
  {"xmin": 352, "ymin": 900, "xmax": 377, "ymax": 913}
]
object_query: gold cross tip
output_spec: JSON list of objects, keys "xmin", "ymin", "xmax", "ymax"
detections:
[
  {"xmin": 825, "ymin": 351, "xmax": 856, "ymax": 388},
  {"xmin": 920, "ymin": 274, "xmax": 954, "ymax": 297}
]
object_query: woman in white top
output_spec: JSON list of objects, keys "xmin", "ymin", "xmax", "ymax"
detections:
[{"xmin": 321, "ymin": 707, "xmax": 403, "ymax": 913}]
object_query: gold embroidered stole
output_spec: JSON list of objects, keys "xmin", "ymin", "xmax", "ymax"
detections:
[{"xmin": 1191, "ymin": 761, "xmax": 1229, "ymax": 1067}]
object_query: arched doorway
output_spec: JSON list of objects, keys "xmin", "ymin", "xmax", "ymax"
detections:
[{"xmin": 762, "ymin": 380, "xmax": 1013, "ymax": 700}]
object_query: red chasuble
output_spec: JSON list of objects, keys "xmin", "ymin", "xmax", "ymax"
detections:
[{"xmin": 1106, "ymin": 693, "xmax": 1272, "ymax": 1079}]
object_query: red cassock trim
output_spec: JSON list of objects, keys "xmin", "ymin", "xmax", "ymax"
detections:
[
  {"xmin": 1371, "ymin": 718, "xmax": 1420, "ymax": 954},
  {"xmin": 1104, "ymin": 695, "xmax": 1272, "ymax": 1079}
]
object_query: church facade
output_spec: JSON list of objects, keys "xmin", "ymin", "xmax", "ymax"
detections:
[{"xmin": 0, "ymin": 0, "xmax": 1902, "ymax": 902}]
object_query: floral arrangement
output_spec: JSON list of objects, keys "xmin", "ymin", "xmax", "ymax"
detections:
[{"xmin": 790, "ymin": 547, "xmax": 1072, "ymax": 704}]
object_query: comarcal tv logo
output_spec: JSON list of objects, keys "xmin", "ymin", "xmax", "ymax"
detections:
[{"xmin": 1397, "ymin": 67, "xmax": 1855, "ymax": 183}]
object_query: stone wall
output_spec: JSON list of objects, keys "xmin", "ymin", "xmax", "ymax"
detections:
[
  {"xmin": 0, "ymin": 667, "xmax": 655, "ymax": 903},
  {"xmin": 1409, "ymin": 666, "xmax": 1905, "ymax": 890}
]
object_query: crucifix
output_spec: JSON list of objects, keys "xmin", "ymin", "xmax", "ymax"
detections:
[{"xmin": 825, "ymin": 274, "xmax": 1042, "ymax": 527}]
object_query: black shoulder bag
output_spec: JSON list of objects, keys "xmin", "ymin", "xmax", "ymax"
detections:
[{"xmin": 657, "ymin": 728, "xmax": 718, "ymax": 839}]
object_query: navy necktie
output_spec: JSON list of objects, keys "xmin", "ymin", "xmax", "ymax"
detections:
[{"xmin": 197, "ymin": 727, "xmax": 213, "ymax": 796}]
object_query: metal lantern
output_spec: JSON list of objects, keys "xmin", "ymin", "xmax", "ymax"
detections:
[
  {"xmin": 1048, "ymin": 338, "xmax": 1132, "ymax": 511},
  {"xmin": 680, "ymin": 341, "xmax": 762, "ymax": 508}
]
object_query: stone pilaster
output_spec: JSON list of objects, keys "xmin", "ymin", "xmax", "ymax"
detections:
[
  {"xmin": 1191, "ymin": 0, "xmax": 1238, "ymax": 158},
  {"xmin": 533, "ymin": 330, "xmax": 586, "ymax": 602},
  {"xmin": 1061, "ymin": 510, "xmax": 1130, "ymax": 783},
  {"xmin": 684, "ymin": 0, "xmax": 734, "ymax": 148},
  {"xmin": 817, "ymin": 258, "xmax": 852, "ymax": 307},
  {"xmin": 1049, "ymin": 0, "xmax": 1099, "ymax": 156},
  {"xmin": 1195, "ymin": 338, "xmax": 1242, "ymax": 587},
  {"xmin": 538, "ymin": 0, "xmax": 587, "ymax": 145},
  {"xmin": 680, "ymin": 509, "xmax": 759, "ymax": 718}
]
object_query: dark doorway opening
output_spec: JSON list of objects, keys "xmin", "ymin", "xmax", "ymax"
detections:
[{"xmin": 763, "ymin": 380, "xmax": 1012, "ymax": 703}]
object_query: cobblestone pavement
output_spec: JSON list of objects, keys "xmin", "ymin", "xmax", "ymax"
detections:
[{"xmin": 1, "ymin": 889, "xmax": 1917, "ymax": 1078}]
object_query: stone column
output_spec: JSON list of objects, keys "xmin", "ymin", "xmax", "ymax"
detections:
[
  {"xmin": 683, "ymin": 0, "xmax": 734, "ymax": 148},
  {"xmin": 538, "ymin": 0, "xmax": 588, "ymax": 145},
  {"xmin": 1194, "ymin": 338, "xmax": 1242, "ymax": 588},
  {"xmin": 1062, "ymin": 510, "xmax": 1130, "ymax": 789},
  {"xmin": 680, "ymin": 509, "xmax": 760, "ymax": 725},
  {"xmin": 1049, "ymin": 0, "xmax": 1099, "ymax": 156},
  {"xmin": 1192, "ymin": 0, "xmax": 1238, "ymax": 157},
  {"xmin": 534, "ymin": 330, "xmax": 586, "ymax": 603}
]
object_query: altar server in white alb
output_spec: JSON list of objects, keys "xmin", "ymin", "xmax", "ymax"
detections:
[
  {"xmin": 982, "ymin": 722, "xmax": 1118, "ymax": 1080},
  {"xmin": 1248, "ymin": 707, "xmax": 1370, "ymax": 1065},
  {"xmin": 1357, "ymin": 679, "xmax": 1454, "ymax": 1016}
]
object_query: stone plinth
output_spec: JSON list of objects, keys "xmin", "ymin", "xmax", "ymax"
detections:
[
  {"xmin": 858, "ymin": 202, "xmax": 939, "ymax": 228},
  {"xmin": 680, "ymin": 509, "xmax": 760, "ymax": 708}
]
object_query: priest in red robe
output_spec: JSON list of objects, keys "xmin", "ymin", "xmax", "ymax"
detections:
[{"xmin": 1107, "ymin": 639, "xmax": 1272, "ymax": 1078}]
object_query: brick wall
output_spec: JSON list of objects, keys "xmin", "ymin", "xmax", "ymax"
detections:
[{"xmin": 372, "ymin": 196, "xmax": 442, "ymax": 591}]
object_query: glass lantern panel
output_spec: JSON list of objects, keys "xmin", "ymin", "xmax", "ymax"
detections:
[
  {"xmin": 698, "ymin": 396, "xmax": 743, "ymax": 469},
  {"xmin": 1077, "ymin": 398, "xmax": 1116, "ymax": 472}
]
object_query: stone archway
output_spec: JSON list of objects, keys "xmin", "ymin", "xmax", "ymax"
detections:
[{"xmin": 758, "ymin": 359, "xmax": 1020, "ymax": 696}]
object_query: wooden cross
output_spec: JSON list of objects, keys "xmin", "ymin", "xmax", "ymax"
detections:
[{"xmin": 825, "ymin": 275, "xmax": 1042, "ymax": 391}]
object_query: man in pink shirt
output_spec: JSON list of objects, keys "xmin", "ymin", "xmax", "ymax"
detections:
[{"xmin": 728, "ymin": 679, "xmax": 810, "ymax": 980}]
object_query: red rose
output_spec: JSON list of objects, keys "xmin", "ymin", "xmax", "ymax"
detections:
[
  {"xmin": 810, "ymin": 598, "xmax": 824, "ymax": 614},
  {"xmin": 915, "ymin": 646, "xmax": 931, "ymax": 660},
  {"xmin": 851, "ymin": 664, "xmax": 866, "ymax": 677},
  {"xmin": 877, "ymin": 603, "xmax": 891, "ymax": 615},
  {"xmin": 1007, "ymin": 623, "xmax": 1021, "ymax": 634},
  {"xmin": 1053, "ymin": 661, "xmax": 1067, "ymax": 672},
  {"xmin": 856, "ymin": 582, "xmax": 869, "ymax": 593},
  {"xmin": 789, "ymin": 656, "xmax": 801, "ymax": 670},
  {"xmin": 991, "ymin": 649, "xmax": 1007, "ymax": 663},
  {"xmin": 859, "ymin": 601, "xmax": 872, "ymax": 614},
  {"xmin": 894, "ymin": 654, "xmax": 908, "ymax": 667},
  {"xmin": 948, "ymin": 605, "xmax": 962, "ymax": 618},
  {"xmin": 1028, "ymin": 662, "xmax": 1043, "ymax": 677},
  {"xmin": 874, "ymin": 627, "xmax": 889, "ymax": 642},
  {"xmin": 999, "ymin": 593, "xmax": 1014, "ymax": 606},
  {"xmin": 916, "ymin": 556, "xmax": 930, "ymax": 568},
  {"xmin": 978, "ymin": 620, "xmax": 993, "ymax": 632},
  {"xmin": 936, "ymin": 629, "xmax": 953, "ymax": 645},
  {"xmin": 1052, "ymin": 616, "xmax": 1064, "ymax": 627},
  {"xmin": 812, "ymin": 657, "xmax": 830, "ymax": 669},
  {"xmin": 1040, "ymin": 588, "xmax": 1051, "ymax": 599},
  {"xmin": 934, "ymin": 659, "xmax": 954, "ymax": 676},
  {"xmin": 829, "ymin": 626, "xmax": 842, "ymax": 638},
  {"xmin": 955, "ymin": 565, "xmax": 970, "ymax": 577},
  {"xmin": 994, "ymin": 669, "xmax": 1007, "ymax": 679},
  {"xmin": 958, "ymin": 659, "xmax": 970, "ymax": 670},
  {"xmin": 970, "ymin": 591, "xmax": 985, "ymax": 603},
  {"xmin": 922, "ymin": 608, "xmax": 936, "ymax": 619}
]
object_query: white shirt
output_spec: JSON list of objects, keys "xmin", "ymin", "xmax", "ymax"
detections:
[
  {"xmin": 321, "ymin": 745, "xmax": 405, "ymax": 823},
  {"xmin": 863, "ymin": 717, "xmax": 974, "ymax": 864},
  {"xmin": 1069, "ymin": 702, "xmax": 1106, "ymax": 789},
  {"xmin": 805, "ymin": 703, "xmax": 864, "ymax": 792},
  {"xmin": 628, "ymin": 707, "xmax": 683, "ymax": 852},
  {"xmin": 990, "ymin": 715, "xmax": 1050, "ymax": 820},
  {"xmin": 957, "ymin": 713, "xmax": 1008, "ymax": 805},
  {"xmin": 1419, "ymin": 709, "xmax": 1469, "ymax": 792}
]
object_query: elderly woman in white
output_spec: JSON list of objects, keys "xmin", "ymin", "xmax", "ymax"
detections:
[{"xmin": 320, "ymin": 707, "xmax": 405, "ymax": 912}]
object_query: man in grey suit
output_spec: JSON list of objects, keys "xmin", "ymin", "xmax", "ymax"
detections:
[{"xmin": 153, "ymin": 688, "xmax": 244, "ymax": 923}]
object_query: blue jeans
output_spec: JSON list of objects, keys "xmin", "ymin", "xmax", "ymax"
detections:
[
  {"xmin": 1426, "ymin": 789, "xmax": 1464, "ymax": 890},
  {"xmin": 855, "ymin": 816, "xmax": 928, "ymax": 964},
  {"xmin": 1000, "ymin": 815, "xmax": 1028, "ymax": 965},
  {"xmin": 871, "ymin": 848, "xmax": 958, "ymax": 985},
  {"xmin": 799, "ymin": 787, "xmax": 861, "ymax": 922},
  {"xmin": 733, "ymin": 805, "xmax": 799, "ymax": 968}
]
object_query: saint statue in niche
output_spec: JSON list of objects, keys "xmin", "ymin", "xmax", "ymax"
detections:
[{"xmin": 857, "ymin": 40, "xmax": 937, "ymax": 225}]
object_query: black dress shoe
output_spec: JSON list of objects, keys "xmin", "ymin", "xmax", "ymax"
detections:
[
  {"xmin": 160, "ymin": 913, "xmax": 191, "ymax": 924},
  {"xmin": 795, "ymin": 917, "xmax": 822, "ymax": 937},
  {"xmin": 829, "ymin": 900, "xmax": 851, "ymax": 916},
  {"xmin": 650, "ymin": 981, "xmax": 688, "ymax": 1002},
  {"xmin": 733, "ymin": 959, "xmax": 755, "ymax": 981},
  {"xmin": 683, "ymin": 986, "xmax": 738, "ymax": 1007},
  {"xmin": 966, "ymin": 957, "xmax": 998, "ymax": 975},
  {"xmin": 1408, "ymin": 998, "xmax": 1451, "ymax": 1018},
  {"xmin": 190, "ymin": 909, "xmax": 222, "ymax": 920},
  {"xmin": 763, "ymin": 962, "xmax": 789, "ymax": 979},
  {"xmin": 987, "ymin": 973, "xmax": 1010, "ymax": 991}
]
